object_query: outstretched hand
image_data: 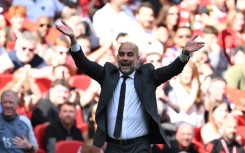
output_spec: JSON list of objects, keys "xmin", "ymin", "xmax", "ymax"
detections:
[
  {"xmin": 183, "ymin": 35, "xmax": 205, "ymax": 53},
  {"xmin": 55, "ymin": 20, "xmax": 74, "ymax": 37}
]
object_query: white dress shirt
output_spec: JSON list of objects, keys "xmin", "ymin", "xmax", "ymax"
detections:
[{"xmin": 107, "ymin": 72, "xmax": 149, "ymax": 140}]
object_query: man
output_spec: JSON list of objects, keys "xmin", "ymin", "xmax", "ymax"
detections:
[
  {"xmin": 56, "ymin": 20, "xmax": 204, "ymax": 153},
  {"xmin": 205, "ymin": 114, "xmax": 245, "ymax": 153},
  {"xmin": 43, "ymin": 102, "xmax": 83, "ymax": 151},
  {"xmin": 3, "ymin": 30, "xmax": 48, "ymax": 78},
  {"xmin": 224, "ymin": 46, "xmax": 245, "ymax": 91},
  {"xmin": 162, "ymin": 122, "xmax": 199, "ymax": 153},
  {"xmin": 0, "ymin": 90, "xmax": 38, "ymax": 152},
  {"xmin": 31, "ymin": 79, "xmax": 71, "ymax": 127}
]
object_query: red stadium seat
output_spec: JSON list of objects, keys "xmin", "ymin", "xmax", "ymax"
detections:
[
  {"xmin": 35, "ymin": 78, "xmax": 52, "ymax": 94},
  {"xmin": 55, "ymin": 140, "xmax": 83, "ymax": 153},
  {"xmin": 0, "ymin": 74, "xmax": 13, "ymax": 90},
  {"xmin": 76, "ymin": 105, "xmax": 89, "ymax": 133},
  {"xmin": 34, "ymin": 122, "xmax": 50, "ymax": 150},
  {"xmin": 36, "ymin": 148, "xmax": 46, "ymax": 153},
  {"xmin": 69, "ymin": 75, "xmax": 92, "ymax": 90}
]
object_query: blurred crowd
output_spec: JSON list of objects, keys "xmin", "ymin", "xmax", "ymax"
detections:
[{"xmin": 0, "ymin": 0, "xmax": 245, "ymax": 152}]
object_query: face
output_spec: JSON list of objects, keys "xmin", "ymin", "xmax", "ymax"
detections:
[
  {"xmin": 145, "ymin": 53, "xmax": 162, "ymax": 68},
  {"xmin": 49, "ymin": 85, "xmax": 70, "ymax": 105},
  {"xmin": 213, "ymin": 103, "xmax": 228, "ymax": 126},
  {"xmin": 1, "ymin": 92, "xmax": 18, "ymax": 119},
  {"xmin": 37, "ymin": 17, "xmax": 51, "ymax": 38},
  {"xmin": 209, "ymin": 80, "xmax": 226, "ymax": 102},
  {"xmin": 16, "ymin": 39, "xmax": 36, "ymax": 63},
  {"xmin": 222, "ymin": 116, "xmax": 237, "ymax": 142},
  {"xmin": 233, "ymin": 12, "xmax": 245, "ymax": 32},
  {"xmin": 174, "ymin": 28, "xmax": 192, "ymax": 48},
  {"xmin": 166, "ymin": 6, "xmax": 179, "ymax": 26},
  {"xmin": 180, "ymin": 65, "xmax": 193, "ymax": 85},
  {"xmin": 10, "ymin": 16, "xmax": 25, "ymax": 30},
  {"xmin": 117, "ymin": 43, "xmax": 139, "ymax": 75},
  {"xmin": 59, "ymin": 104, "xmax": 76, "ymax": 126},
  {"xmin": 53, "ymin": 66, "xmax": 71, "ymax": 80},
  {"xmin": 77, "ymin": 38, "xmax": 91, "ymax": 55},
  {"xmin": 176, "ymin": 123, "xmax": 194, "ymax": 148},
  {"xmin": 53, "ymin": 45, "xmax": 69, "ymax": 65},
  {"xmin": 136, "ymin": 7, "xmax": 155, "ymax": 29}
]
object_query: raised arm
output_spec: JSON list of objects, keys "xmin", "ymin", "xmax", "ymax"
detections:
[{"xmin": 55, "ymin": 20, "xmax": 105, "ymax": 84}]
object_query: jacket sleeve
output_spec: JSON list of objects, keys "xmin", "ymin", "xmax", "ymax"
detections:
[
  {"xmin": 69, "ymin": 47, "xmax": 104, "ymax": 84},
  {"xmin": 153, "ymin": 57, "xmax": 186, "ymax": 86}
]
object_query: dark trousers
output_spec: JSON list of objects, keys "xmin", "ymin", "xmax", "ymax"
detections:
[{"xmin": 105, "ymin": 138, "xmax": 152, "ymax": 153}]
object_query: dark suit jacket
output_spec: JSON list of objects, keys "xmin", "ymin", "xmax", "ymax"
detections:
[{"xmin": 70, "ymin": 48, "xmax": 187, "ymax": 148}]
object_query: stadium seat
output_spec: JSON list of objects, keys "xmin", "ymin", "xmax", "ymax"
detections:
[
  {"xmin": 55, "ymin": 140, "xmax": 83, "ymax": 153},
  {"xmin": 36, "ymin": 148, "xmax": 46, "ymax": 153},
  {"xmin": 35, "ymin": 78, "xmax": 52, "ymax": 94},
  {"xmin": 34, "ymin": 122, "xmax": 50, "ymax": 150},
  {"xmin": 69, "ymin": 75, "xmax": 92, "ymax": 90},
  {"xmin": 76, "ymin": 105, "xmax": 89, "ymax": 133},
  {"xmin": 0, "ymin": 74, "xmax": 13, "ymax": 90}
]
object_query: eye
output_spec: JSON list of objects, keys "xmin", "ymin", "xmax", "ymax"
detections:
[
  {"xmin": 127, "ymin": 52, "xmax": 134, "ymax": 57},
  {"xmin": 118, "ymin": 52, "xmax": 125, "ymax": 57}
]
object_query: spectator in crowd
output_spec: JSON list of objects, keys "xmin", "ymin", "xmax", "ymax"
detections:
[
  {"xmin": 162, "ymin": 122, "xmax": 199, "ymax": 153},
  {"xmin": 0, "ymin": 65, "xmax": 42, "ymax": 117},
  {"xmin": 208, "ymin": 0, "xmax": 228, "ymax": 32},
  {"xmin": 43, "ymin": 102, "xmax": 83, "ymax": 151},
  {"xmin": 155, "ymin": 4, "xmax": 179, "ymax": 48},
  {"xmin": 5, "ymin": 5, "xmax": 27, "ymax": 51},
  {"xmin": 0, "ymin": 90, "xmax": 38, "ymax": 152},
  {"xmin": 163, "ymin": 26, "xmax": 192, "ymax": 66},
  {"xmin": 168, "ymin": 61, "xmax": 204, "ymax": 127},
  {"xmin": 76, "ymin": 35, "xmax": 114, "ymax": 66},
  {"xmin": 130, "ymin": 2, "xmax": 162, "ymax": 59},
  {"xmin": 203, "ymin": 76, "xmax": 227, "ymax": 121},
  {"xmin": 50, "ymin": 64, "xmax": 76, "ymax": 81},
  {"xmin": 92, "ymin": 0, "xmax": 137, "ymax": 41},
  {"xmin": 178, "ymin": 0, "xmax": 201, "ymax": 29},
  {"xmin": 5, "ymin": 31, "xmax": 48, "ymax": 76},
  {"xmin": 12, "ymin": 0, "xmax": 72, "ymax": 22},
  {"xmin": 202, "ymin": 25, "xmax": 229, "ymax": 76},
  {"xmin": 33, "ymin": 16, "xmax": 52, "ymax": 59},
  {"xmin": 224, "ymin": 45, "xmax": 245, "ymax": 91},
  {"xmin": 204, "ymin": 114, "xmax": 245, "ymax": 152},
  {"xmin": 31, "ymin": 79, "xmax": 71, "ymax": 127},
  {"xmin": 218, "ymin": 9, "xmax": 245, "ymax": 64},
  {"xmin": 152, "ymin": 23, "xmax": 170, "ymax": 53},
  {"xmin": 201, "ymin": 101, "xmax": 229, "ymax": 144}
]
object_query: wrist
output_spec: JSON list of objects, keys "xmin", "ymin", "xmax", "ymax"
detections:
[
  {"xmin": 27, "ymin": 144, "xmax": 34, "ymax": 152},
  {"xmin": 182, "ymin": 49, "xmax": 190, "ymax": 55}
]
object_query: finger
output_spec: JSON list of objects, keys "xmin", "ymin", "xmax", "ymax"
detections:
[
  {"xmin": 191, "ymin": 35, "xmax": 199, "ymax": 41},
  {"xmin": 13, "ymin": 136, "xmax": 23, "ymax": 141},
  {"xmin": 61, "ymin": 20, "xmax": 68, "ymax": 26}
]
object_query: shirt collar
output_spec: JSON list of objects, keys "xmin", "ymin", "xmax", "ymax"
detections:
[{"xmin": 119, "ymin": 71, "xmax": 135, "ymax": 79}]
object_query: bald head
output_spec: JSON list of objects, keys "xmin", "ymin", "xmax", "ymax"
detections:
[
  {"xmin": 221, "ymin": 114, "xmax": 237, "ymax": 142},
  {"xmin": 117, "ymin": 42, "xmax": 140, "ymax": 75},
  {"xmin": 176, "ymin": 122, "xmax": 194, "ymax": 149}
]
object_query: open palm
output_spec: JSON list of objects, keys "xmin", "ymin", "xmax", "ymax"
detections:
[
  {"xmin": 55, "ymin": 20, "xmax": 74, "ymax": 37},
  {"xmin": 184, "ymin": 35, "xmax": 205, "ymax": 53}
]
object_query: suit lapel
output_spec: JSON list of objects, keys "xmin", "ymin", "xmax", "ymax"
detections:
[
  {"xmin": 96, "ymin": 71, "xmax": 120, "ymax": 114},
  {"xmin": 134, "ymin": 69, "xmax": 142, "ymax": 102}
]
